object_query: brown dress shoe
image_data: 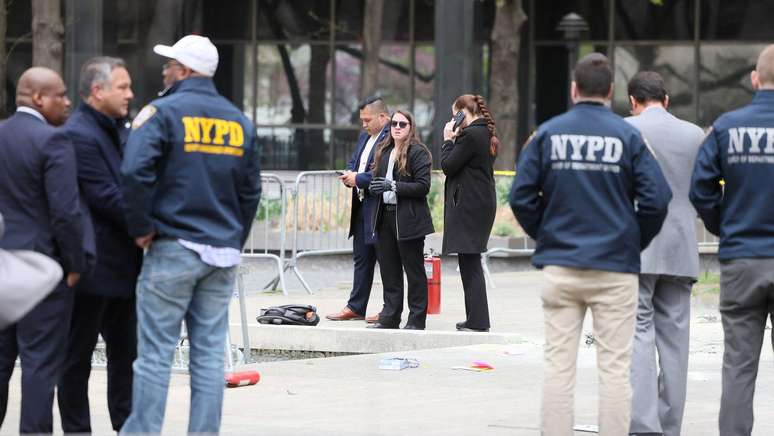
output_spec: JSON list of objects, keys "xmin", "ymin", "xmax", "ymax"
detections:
[
  {"xmin": 325, "ymin": 307, "xmax": 364, "ymax": 321},
  {"xmin": 365, "ymin": 313, "xmax": 380, "ymax": 324}
]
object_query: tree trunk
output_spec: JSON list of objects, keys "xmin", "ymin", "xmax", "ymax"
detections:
[
  {"xmin": 31, "ymin": 0, "xmax": 64, "ymax": 74},
  {"xmin": 305, "ymin": 44, "xmax": 330, "ymax": 168},
  {"xmin": 0, "ymin": 0, "xmax": 7, "ymax": 117},
  {"xmin": 361, "ymin": 0, "xmax": 384, "ymax": 99},
  {"xmin": 489, "ymin": 0, "xmax": 526, "ymax": 170}
]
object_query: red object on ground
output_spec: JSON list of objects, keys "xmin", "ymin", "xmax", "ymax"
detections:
[
  {"xmin": 425, "ymin": 255, "xmax": 441, "ymax": 314},
  {"xmin": 225, "ymin": 370, "xmax": 261, "ymax": 388}
]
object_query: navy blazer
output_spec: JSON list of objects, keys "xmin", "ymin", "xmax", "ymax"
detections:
[
  {"xmin": 347, "ymin": 123, "xmax": 390, "ymax": 244},
  {"xmin": 0, "ymin": 111, "xmax": 89, "ymax": 274},
  {"xmin": 65, "ymin": 103, "xmax": 142, "ymax": 298}
]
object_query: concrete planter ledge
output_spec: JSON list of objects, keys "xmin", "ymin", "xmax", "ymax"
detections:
[{"xmin": 228, "ymin": 323, "xmax": 525, "ymax": 354}]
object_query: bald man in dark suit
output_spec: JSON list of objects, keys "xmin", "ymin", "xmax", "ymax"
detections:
[{"xmin": 0, "ymin": 67, "xmax": 90, "ymax": 434}]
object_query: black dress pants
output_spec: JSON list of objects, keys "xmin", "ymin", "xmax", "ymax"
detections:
[
  {"xmin": 0, "ymin": 283, "xmax": 73, "ymax": 434},
  {"xmin": 346, "ymin": 207, "xmax": 378, "ymax": 316},
  {"xmin": 57, "ymin": 291, "xmax": 136, "ymax": 433},
  {"xmin": 458, "ymin": 253, "xmax": 491, "ymax": 329},
  {"xmin": 375, "ymin": 209, "xmax": 427, "ymax": 328}
]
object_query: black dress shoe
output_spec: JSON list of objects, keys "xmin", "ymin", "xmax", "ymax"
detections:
[
  {"xmin": 367, "ymin": 322, "xmax": 398, "ymax": 329},
  {"xmin": 455, "ymin": 321, "xmax": 466, "ymax": 330},
  {"xmin": 403, "ymin": 324, "xmax": 424, "ymax": 330},
  {"xmin": 458, "ymin": 326, "xmax": 489, "ymax": 332}
]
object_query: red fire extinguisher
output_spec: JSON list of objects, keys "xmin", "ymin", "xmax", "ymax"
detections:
[
  {"xmin": 425, "ymin": 252, "xmax": 441, "ymax": 314},
  {"xmin": 225, "ymin": 370, "xmax": 261, "ymax": 388}
]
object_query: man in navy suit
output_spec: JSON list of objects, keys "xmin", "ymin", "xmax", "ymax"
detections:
[
  {"xmin": 57, "ymin": 57, "xmax": 142, "ymax": 433},
  {"xmin": 326, "ymin": 96, "xmax": 390, "ymax": 322},
  {"xmin": 0, "ymin": 67, "xmax": 88, "ymax": 434}
]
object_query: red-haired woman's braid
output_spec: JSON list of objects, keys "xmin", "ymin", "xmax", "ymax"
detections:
[{"xmin": 475, "ymin": 95, "xmax": 500, "ymax": 156}]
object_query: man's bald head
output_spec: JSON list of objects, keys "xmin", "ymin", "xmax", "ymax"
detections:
[
  {"xmin": 753, "ymin": 45, "xmax": 774, "ymax": 90},
  {"xmin": 15, "ymin": 67, "xmax": 70, "ymax": 126}
]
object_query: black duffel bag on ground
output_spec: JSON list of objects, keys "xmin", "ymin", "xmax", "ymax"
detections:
[{"xmin": 256, "ymin": 304, "xmax": 320, "ymax": 326}]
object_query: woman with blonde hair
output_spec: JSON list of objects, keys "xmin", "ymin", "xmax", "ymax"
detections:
[
  {"xmin": 367, "ymin": 110, "xmax": 434, "ymax": 330},
  {"xmin": 441, "ymin": 94, "xmax": 499, "ymax": 332}
]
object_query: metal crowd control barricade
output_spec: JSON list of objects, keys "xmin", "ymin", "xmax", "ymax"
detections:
[
  {"xmin": 240, "ymin": 173, "xmax": 289, "ymax": 296},
  {"xmin": 287, "ymin": 170, "xmax": 354, "ymax": 294},
  {"xmin": 481, "ymin": 237, "xmax": 535, "ymax": 289}
]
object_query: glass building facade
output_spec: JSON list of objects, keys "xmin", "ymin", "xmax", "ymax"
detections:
[{"xmin": 3, "ymin": 0, "xmax": 774, "ymax": 169}]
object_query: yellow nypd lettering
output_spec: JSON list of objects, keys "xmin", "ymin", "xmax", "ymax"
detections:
[
  {"xmin": 228, "ymin": 121, "xmax": 244, "ymax": 146},
  {"xmin": 212, "ymin": 119, "xmax": 230, "ymax": 145},
  {"xmin": 182, "ymin": 117, "xmax": 201, "ymax": 142},
  {"xmin": 198, "ymin": 118, "xmax": 216, "ymax": 143},
  {"xmin": 180, "ymin": 116, "xmax": 246, "ymax": 157},
  {"xmin": 184, "ymin": 143, "xmax": 244, "ymax": 157}
]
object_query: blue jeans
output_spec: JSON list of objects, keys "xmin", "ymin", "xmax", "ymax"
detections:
[{"xmin": 120, "ymin": 239, "xmax": 236, "ymax": 434}]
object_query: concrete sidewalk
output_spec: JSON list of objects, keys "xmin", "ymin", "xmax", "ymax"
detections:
[{"xmin": 3, "ymin": 269, "xmax": 774, "ymax": 435}]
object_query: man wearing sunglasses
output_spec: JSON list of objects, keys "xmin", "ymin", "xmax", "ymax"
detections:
[{"xmin": 326, "ymin": 96, "xmax": 390, "ymax": 323}]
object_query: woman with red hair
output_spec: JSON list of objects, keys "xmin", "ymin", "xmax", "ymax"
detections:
[{"xmin": 441, "ymin": 94, "xmax": 499, "ymax": 332}]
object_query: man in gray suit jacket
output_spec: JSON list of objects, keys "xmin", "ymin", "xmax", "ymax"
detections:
[{"xmin": 625, "ymin": 71, "xmax": 705, "ymax": 436}]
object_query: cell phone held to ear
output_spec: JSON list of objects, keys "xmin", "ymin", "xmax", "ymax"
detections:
[{"xmin": 452, "ymin": 110, "xmax": 465, "ymax": 131}]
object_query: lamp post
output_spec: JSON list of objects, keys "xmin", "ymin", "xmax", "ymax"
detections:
[{"xmin": 556, "ymin": 12, "xmax": 589, "ymax": 109}]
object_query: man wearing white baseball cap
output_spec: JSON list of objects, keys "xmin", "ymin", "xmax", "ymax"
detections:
[{"xmin": 120, "ymin": 35, "xmax": 261, "ymax": 434}]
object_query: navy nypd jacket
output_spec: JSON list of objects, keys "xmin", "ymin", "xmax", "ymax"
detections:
[
  {"xmin": 690, "ymin": 90, "xmax": 774, "ymax": 260},
  {"xmin": 509, "ymin": 102, "xmax": 672, "ymax": 274},
  {"xmin": 121, "ymin": 77, "xmax": 262, "ymax": 249}
]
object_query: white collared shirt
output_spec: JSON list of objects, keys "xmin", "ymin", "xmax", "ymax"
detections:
[
  {"xmin": 17, "ymin": 107, "xmax": 47, "ymax": 124},
  {"xmin": 178, "ymin": 239, "xmax": 242, "ymax": 268},
  {"xmin": 356, "ymin": 134, "xmax": 379, "ymax": 200},
  {"xmin": 383, "ymin": 148, "xmax": 397, "ymax": 205}
]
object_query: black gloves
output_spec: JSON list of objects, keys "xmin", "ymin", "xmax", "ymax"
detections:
[{"xmin": 369, "ymin": 177, "xmax": 395, "ymax": 195}]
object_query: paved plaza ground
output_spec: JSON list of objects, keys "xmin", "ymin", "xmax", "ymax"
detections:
[{"xmin": 3, "ymin": 258, "xmax": 774, "ymax": 435}]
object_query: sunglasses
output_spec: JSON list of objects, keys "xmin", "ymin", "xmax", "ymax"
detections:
[
  {"xmin": 162, "ymin": 61, "xmax": 183, "ymax": 71},
  {"xmin": 391, "ymin": 120, "xmax": 410, "ymax": 129}
]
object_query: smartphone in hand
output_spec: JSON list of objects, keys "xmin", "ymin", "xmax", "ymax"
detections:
[
  {"xmin": 335, "ymin": 170, "xmax": 347, "ymax": 176},
  {"xmin": 452, "ymin": 110, "xmax": 465, "ymax": 131}
]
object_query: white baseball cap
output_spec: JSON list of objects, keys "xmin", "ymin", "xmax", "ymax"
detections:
[{"xmin": 153, "ymin": 35, "xmax": 219, "ymax": 77}]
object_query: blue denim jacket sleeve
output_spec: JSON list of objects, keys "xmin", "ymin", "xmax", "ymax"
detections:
[
  {"xmin": 121, "ymin": 105, "xmax": 166, "ymax": 238},
  {"xmin": 689, "ymin": 127, "xmax": 723, "ymax": 236}
]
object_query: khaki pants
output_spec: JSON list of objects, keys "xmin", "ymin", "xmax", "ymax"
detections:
[{"xmin": 541, "ymin": 266, "xmax": 638, "ymax": 436}]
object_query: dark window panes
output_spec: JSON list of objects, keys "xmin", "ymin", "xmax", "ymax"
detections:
[
  {"xmin": 333, "ymin": 44, "xmax": 362, "ymax": 125},
  {"xmin": 615, "ymin": 0, "xmax": 695, "ymax": 40},
  {"xmin": 698, "ymin": 44, "xmax": 762, "ymax": 126},
  {"xmin": 414, "ymin": 0, "xmax": 434, "ymax": 42},
  {"xmin": 3, "ymin": 43, "xmax": 31, "ymax": 116},
  {"xmin": 7, "ymin": 0, "xmax": 31, "ymax": 38},
  {"xmin": 257, "ymin": 0, "xmax": 331, "ymax": 41},
  {"xmin": 381, "ymin": 0, "xmax": 410, "ymax": 41},
  {"xmin": 111, "ymin": 0, "xmax": 139, "ymax": 42},
  {"xmin": 332, "ymin": 127, "xmax": 363, "ymax": 168},
  {"xmin": 534, "ymin": 44, "xmax": 607, "ymax": 125},
  {"xmin": 612, "ymin": 45, "xmax": 696, "ymax": 123},
  {"xmin": 202, "ymin": 0, "xmax": 251, "ymax": 40},
  {"xmin": 376, "ymin": 45, "xmax": 412, "ymax": 110},
  {"xmin": 212, "ymin": 44, "xmax": 250, "ymax": 112},
  {"xmin": 531, "ymin": 0, "xmax": 609, "ymax": 41},
  {"xmin": 260, "ymin": 127, "xmax": 333, "ymax": 169},
  {"xmin": 414, "ymin": 45, "xmax": 435, "ymax": 128},
  {"xmin": 335, "ymin": 0, "xmax": 363, "ymax": 42},
  {"xmin": 256, "ymin": 44, "xmax": 331, "ymax": 125},
  {"xmin": 701, "ymin": 1, "xmax": 774, "ymax": 40},
  {"xmin": 477, "ymin": 0, "xmax": 497, "ymax": 42}
]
